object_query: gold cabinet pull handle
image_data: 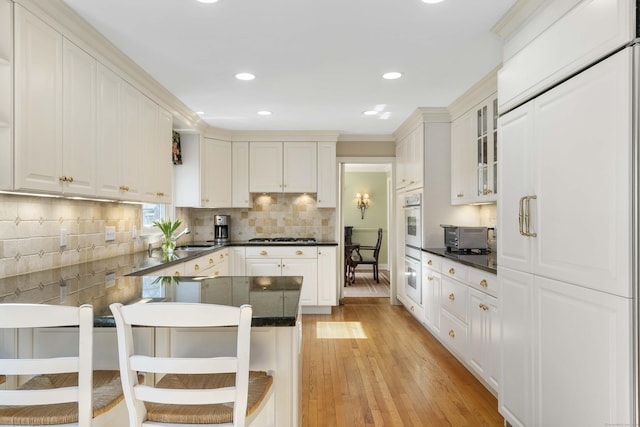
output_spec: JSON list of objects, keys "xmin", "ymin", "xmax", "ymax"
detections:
[
  {"xmin": 260, "ymin": 250, "xmax": 267, "ymax": 256},
  {"xmin": 449, "ymin": 268, "xmax": 455, "ymax": 275},
  {"xmin": 479, "ymin": 303, "xmax": 489, "ymax": 311},
  {"xmin": 457, "ymin": 193, "xmax": 464, "ymax": 198},
  {"xmin": 427, "ymin": 259, "xmax": 432, "ymax": 266},
  {"xmin": 448, "ymin": 293, "xmax": 455, "ymax": 301},
  {"xmin": 194, "ymin": 264, "xmax": 199, "ymax": 271},
  {"xmin": 448, "ymin": 329, "xmax": 455, "ymax": 338},
  {"xmin": 480, "ymin": 279, "xmax": 488, "ymax": 287},
  {"xmin": 296, "ymin": 250, "xmax": 303, "ymax": 255}
]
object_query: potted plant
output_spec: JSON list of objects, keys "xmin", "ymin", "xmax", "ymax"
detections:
[{"xmin": 153, "ymin": 218, "xmax": 182, "ymax": 256}]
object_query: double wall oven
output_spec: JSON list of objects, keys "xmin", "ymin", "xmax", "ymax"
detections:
[{"xmin": 402, "ymin": 192, "xmax": 422, "ymax": 304}]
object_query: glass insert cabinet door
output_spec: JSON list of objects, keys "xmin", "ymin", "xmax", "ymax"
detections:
[{"xmin": 476, "ymin": 97, "xmax": 498, "ymax": 198}]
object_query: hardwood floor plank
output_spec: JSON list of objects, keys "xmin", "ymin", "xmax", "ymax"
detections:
[{"xmin": 302, "ymin": 303, "xmax": 503, "ymax": 427}]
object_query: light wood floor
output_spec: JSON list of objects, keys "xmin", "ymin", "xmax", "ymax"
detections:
[{"xmin": 301, "ymin": 302, "xmax": 504, "ymax": 427}]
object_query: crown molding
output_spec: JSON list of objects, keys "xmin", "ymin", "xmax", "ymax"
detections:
[
  {"xmin": 338, "ymin": 134, "xmax": 395, "ymax": 142},
  {"xmin": 15, "ymin": 0, "xmax": 207, "ymax": 132},
  {"xmin": 229, "ymin": 130, "xmax": 340, "ymax": 142},
  {"xmin": 393, "ymin": 107, "xmax": 450, "ymax": 141},
  {"xmin": 491, "ymin": 0, "xmax": 546, "ymax": 40},
  {"xmin": 447, "ymin": 67, "xmax": 499, "ymax": 121}
]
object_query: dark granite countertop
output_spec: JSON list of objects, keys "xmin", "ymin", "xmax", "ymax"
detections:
[{"xmin": 422, "ymin": 248, "xmax": 497, "ymax": 274}]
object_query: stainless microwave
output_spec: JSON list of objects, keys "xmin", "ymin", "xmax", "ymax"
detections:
[{"xmin": 441, "ymin": 225, "xmax": 488, "ymax": 252}]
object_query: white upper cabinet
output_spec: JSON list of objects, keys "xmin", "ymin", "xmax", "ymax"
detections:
[
  {"xmin": 140, "ymin": 97, "xmax": 173, "ymax": 204},
  {"xmin": 498, "ymin": 0, "xmax": 634, "ymax": 112},
  {"xmin": 119, "ymin": 81, "xmax": 143, "ymax": 201},
  {"xmin": 96, "ymin": 63, "xmax": 123, "ymax": 199},
  {"xmin": 451, "ymin": 94, "xmax": 497, "ymax": 205},
  {"xmin": 14, "ymin": 5, "xmax": 63, "ymax": 193},
  {"xmin": 0, "ymin": 0, "xmax": 12, "ymax": 190},
  {"xmin": 249, "ymin": 141, "xmax": 317, "ymax": 193},
  {"xmin": 175, "ymin": 136, "xmax": 231, "ymax": 208},
  {"xmin": 203, "ymin": 138, "xmax": 232, "ymax": 208},
  {"xmin": 153, "ymin": 106, "xmax": 173, "ymax": 204},
  {"xmin": 232, "ymin": 141, "xmax": 251, "ymax": 208},
  {"xmin": 450, "ymin": 111, "xmax": 475, "ymax": 204},
  {"xmin": 316, "ymin": 141, "xmax": 336, "ymax": 207},
  {"xmin": 395, "ymin": 125, "xmax": 423, "ymax": 191},
  {"xmin": 499, "ymin": 48, "xmax": 632, "ymax": 298},
  {"xmin": 62, "ymin": 39, "xmax": 97, "ymax": 196}
]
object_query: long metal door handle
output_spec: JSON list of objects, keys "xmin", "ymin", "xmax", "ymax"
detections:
[
  {"xmin": 518, "ymin": 196, "xmax": 526, "ymax": 236},
  {"xmin": 525, "ymin": 195, "xmax": 537, "ymax": 238}
]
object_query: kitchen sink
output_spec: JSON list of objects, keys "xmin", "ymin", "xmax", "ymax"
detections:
[{"xmin": 174, "ymin": 245, "xmax": 216, "ymax": 251}]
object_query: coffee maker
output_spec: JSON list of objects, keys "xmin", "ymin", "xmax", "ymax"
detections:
[{"xmin": 214, "ymin": 215, "xmax": 229, "ymax": 243}]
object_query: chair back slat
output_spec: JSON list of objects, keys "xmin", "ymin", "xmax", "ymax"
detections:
[
  {"xmin": 119, "ymin": 303, "xmax": 242, "ymax": 328},
  {"xmin": 130, "ymin": 355, "xmax": 238, "ymax": 375},
  {"xmin": 134, "ymin": 384, "xmax": 236, "ymax": 405},
  {"xmin": 0, "ymin": 304, "xmax": 86, "ymax": 328},
  {"xmin": 0, "ymin": 357, "xmax": 78, "ymax": 375},
  {"xmin": 0, "ymin": 386, "xmax": 78, "ymax": 405}
]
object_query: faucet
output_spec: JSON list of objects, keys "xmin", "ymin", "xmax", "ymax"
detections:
[{"xmin": 171, "ymin": 227, "xmax": 190, "ymax": 243}]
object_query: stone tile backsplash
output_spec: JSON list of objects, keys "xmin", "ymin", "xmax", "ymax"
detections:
[
  {"xmin": 0, "ymin": 194, "xmax": 145, "ymax": 279},
  {"xmin": 188, "ymin": 193, "xmax": 337, "ymax": 242},
  {"xmin": 0, "ymin": 193, "xmax": 337, "ymax": 279}
]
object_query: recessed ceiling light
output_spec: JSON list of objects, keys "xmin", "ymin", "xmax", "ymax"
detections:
[
  {"xmin": 257, "ymin": 111, "xmax": 272, "ymax": 116},
  {"xmin": 363, "ymin": 110, "xmax": 378, "ymax": 116},
  {"xmin": 421, "ymin": 0, "xmax": 445, "ymax": 3},
  {"xmin": 196, "ymin": 0, "xmax": 221, "ymax": 3},
  {"xmin": 382, "ymin": 72, "xmax": 403, "ymax": 80},
  {"xmin": 235, "ymin": 72, "xmax": 256, "ymax": 81},
  {"xmin": 196, "ymin": 111, "xmax": 205, "ymax": 115}
]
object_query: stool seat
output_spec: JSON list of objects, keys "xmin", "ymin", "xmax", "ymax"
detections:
[
  {"xmin": 0, "ymin": 370, "xmax": 123, "ymax": 425},
  {"xmin": 146, "ymin": 371, "xmax": 273, "ymax": 424}
]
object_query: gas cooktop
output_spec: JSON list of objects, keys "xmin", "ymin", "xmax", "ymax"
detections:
[{"xmin": 248, "ymin": 237, "xmax": 317, "ymax": 243}]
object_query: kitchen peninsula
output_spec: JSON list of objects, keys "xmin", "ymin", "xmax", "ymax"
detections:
[{"xmin": 0, "ymin": 256, "xmax": 303, "ymax": 427}]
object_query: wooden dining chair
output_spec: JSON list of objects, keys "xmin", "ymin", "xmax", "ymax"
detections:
[
  {"xmin": 349, "ymin": 228, "xmax": 383, "ymax": 283},
  {"xmin": 0, "ymin": 303, "xmax": 127, "ymax": 427},
  {"xmin": 110, "ymin": 302, "xmax": 274, "ymax": 427}
]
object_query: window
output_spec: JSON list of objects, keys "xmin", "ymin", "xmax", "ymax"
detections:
[{"xmin": 141, "ymin": 203, "xmax": 169, "ymax": 234}]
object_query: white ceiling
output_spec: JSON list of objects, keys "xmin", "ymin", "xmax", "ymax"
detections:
[{"xmin": 63, "ymin": 0, "xmax": 516, "ymax": 136}]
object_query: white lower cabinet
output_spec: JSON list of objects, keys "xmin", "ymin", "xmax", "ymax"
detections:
[
  {"xmin": 419, "ymin": 253, "xmax": 500, "ymax": 396},
  {"xmin": 317, "ymin": 246, "xmax": 337, "ymax": 306},
  {"xmin": 183, "ymin": 249, "xmax": 229, "ymax": 277},
  {"xmin": 245, "ymin": 247, "xmax": 318, "ymax": 306}
]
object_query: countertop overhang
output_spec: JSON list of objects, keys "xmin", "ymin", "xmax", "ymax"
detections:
[{"xmin": 422, "ymin": 248, "xmax": 497, "ymax": 274}]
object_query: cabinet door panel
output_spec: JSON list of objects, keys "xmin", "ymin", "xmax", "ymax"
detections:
[
  {"xmin": 120, "ymin": 82, "xmax": 142, "ymax": 200},
  {"xmin": 534, "ymin": 276, "xmax": 631, "ymax": 427},
  {"xmin": 96, "ymin": 64, "xmax": 122, "ymax": 198},
  {"xmin": 156, "ymin": 107, "xmax": 173, "ymax": 204},
  {"xmin": 450, "ymin": 111, "xmax": 474, "ymax": 204},
  {"xmin": 498, "ymin": 268, "xmax": 533, "ymax": 427},
  {"xmin": 62, "ymin": 39, "xmax": 96, "ymax": 196},
  {"xmin": 140, "ymin": 96, "xmax": 159, "ymax": 202},
  {"xmin": 14, "ymin": 5, "xmax": 63, "ymax": 193},
  {"xmin": 497, "ymin": 102, "xmax": 535, "ymax": 274},
  {"xmin": 317, "ymin": 247, "xmax": 336, "ymax": 306},
  {"xmin": 245, "ymin": 259, "xmax": 281, "ymax": 277},
  {"xmin": 249, "ymin": 142, "xmax": 282, "ymax": 192},
  {"xmin": 283, "ymin": 142, "xmax": 316, "ymax": 193},
  {"xmin": 0, "ymin": 0, "xmax": 12, "ymax": 190},
  {"xmin": 283, "ymin": 258, "xmax": 317, "ymax": 306},
  {"xmin": 204, "ymin": 139, "xmax": 231, "ymax": 208},
  {"xmin": 533, "ymin": 48, "xmax": 631, "ymax": 297},
  {"xmin": 316, "ymin": 142, "xmax": 336, "ymax": 207},
  {"xmin": 232, "ymin": 141, "xmax": 250, "ymax": 207}
]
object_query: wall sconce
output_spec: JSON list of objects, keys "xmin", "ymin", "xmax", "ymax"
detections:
[{"xmin": 356, "ymin": 192, "xmax": 370, "ymax": 219}]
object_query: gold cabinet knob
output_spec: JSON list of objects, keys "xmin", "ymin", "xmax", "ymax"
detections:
[
  {"xmin": 480, "ymin": 279, "xmax": 488, "ymax": 287},
  {"xmin": 448, "ymin": 330, "xmax": 455, "ymax": 338},
  {"xmin": 479, "ymin": 303, "xmax": 489, "ymax": 311},
  {"xmin": 67, "ymin": 176, "xmax": 74, "ymax": 183},
  {"xmin": 427, "ymin": 260, "xmax": 432, "ymax": 266},
  {"xmin": 428, "ymin": 276, "xmax": 433, "ymax": 281},
  {"xmin": 260, "ymin": 250, "xmax": 267, "ymax": 256},
  {"xmin": 448, "ymin": 293, "xmax": 455, "ymax": 301},
  {"xmin": 157, "ymin": 192, "xmax": 164, "ymax": 197},
  {"xmin": 296, "ymin": 250, "xmax": 303, "ymax": 255},
  {"xmin": 209, "ymin": 258, "xmax": 214, "ymax": 264},
  {"xmin": 59, "ymin": 176, "xmax": 67, "ymax": 182},
  {"xmin": 214, "ymin": 271, "xmax": 219, "ymax": 276},
  {"xmin": 449, "ymin": 268, "xmax": 455, "ymax": 275},
  {"xmin": 457, "ymin": 193, "xmax": 464, "ymax": 198},
  {"xmin": 410, "ymin": 306, "xmax": 414, "ymax": 312},
  {"xmin": 194, "ymin": 264, "xmax": 199, "ymax": 271},
  {"xmin": 173, "ymin": 271, "xmax": 181, "ymax": 276},
  {"xmin": 219, "ymin": 254, "xmax": 224, "ymax": 259}
]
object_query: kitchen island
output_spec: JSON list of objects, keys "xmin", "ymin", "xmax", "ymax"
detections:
[{"xmin": 0, "ymin": 272, "xmax": 302, "ymax": 427}]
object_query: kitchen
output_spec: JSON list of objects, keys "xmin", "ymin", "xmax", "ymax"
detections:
[{"xmin": 0, "ymin": 0, "xmax": 639, "ymax": 426}]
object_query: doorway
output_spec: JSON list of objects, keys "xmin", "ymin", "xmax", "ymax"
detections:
[{"xmin": 338, "ymin": 159, "xmax": 394, "ymax": 303}]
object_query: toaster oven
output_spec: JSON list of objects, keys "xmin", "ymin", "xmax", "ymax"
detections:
[{"xmin": 441, "ymin": 225, "xmax": 488, "ymax": 253}]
